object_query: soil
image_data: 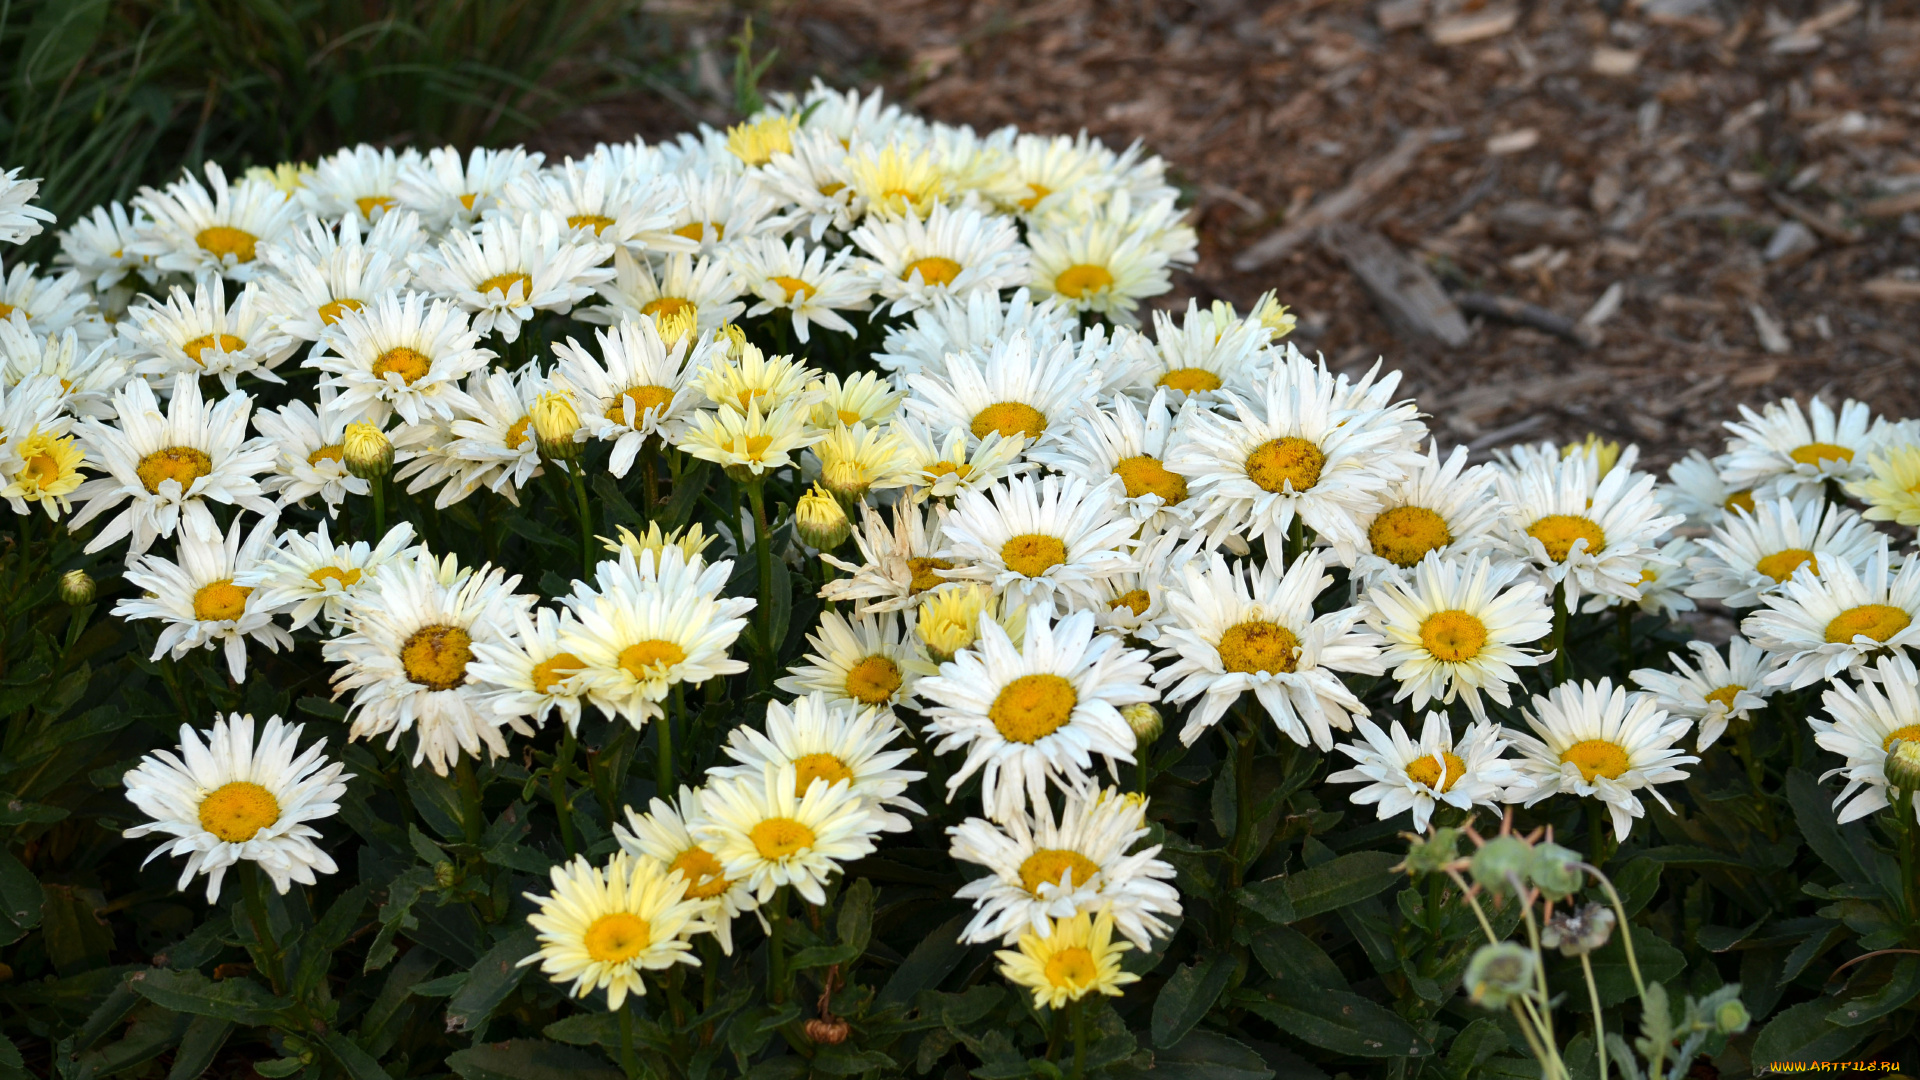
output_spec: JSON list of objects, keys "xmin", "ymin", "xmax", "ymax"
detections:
[{"xmin": 539, "ymin": 0, "xmax": 1920, "ymax": 472}]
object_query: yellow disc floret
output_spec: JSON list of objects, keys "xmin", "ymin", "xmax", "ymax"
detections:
[
  {"xmin": 971, "ymin": 401, "xmax": 1047, "ymax": 441},
  {"xmin": 989, "ymin": 674, "xmax": 1078, "ymax": 744},
  {"xmin": 792, "ymin": 753, "xmax": 855, "ymax": 796},
  {"xmin": 1217, "ymin": 620, "xmax": 1299, "ymax": 675},
  {"xmin": 1404, "ymin": 751, "xmax": 1467, "ymax": 794},
  {"xmin": 1560, "ymin": 739, "xmax": 1631, "ymax": 782},
  {"xmin": 843, "ymin": 655, "xmax": 902, "ymax": 705},
  {"xmin": 1418, "ymin": 610, "xmax": 1489, "ymax": 663},
  {"xmin": 1157, "ymin": 368, "xmax": 1222, "ymax": 394},
  {"xmin": 1113, "ymin": 455, "xmax": 1188, "ymax": 504},
  {"xmin": 1245, "ymin": 437, "xmax": 1326, "ymax": 493},
  {"xmin": 198, "ymin": 781, "xmax": 280, "ymax": 842},
  {"xmin": 619, "ymin": 639, "xmax": 687, "ymax": 680},
  {"xmin": 1001, "ymin": 534, "xmax": 1068, "ymax": 578},
  {"xmin": 749, "ymin": 817, "xmax": 817, "ymax": 859},
  {"xmin": 1527, "ymin": 515, "xmax": 1607, "ymax": 563},
  {"xmin": 373, "ymin": 346, "xmax": 432, "ymax": 385},
  {"xmin": 1053, "ymin": 263, "xmax": 1115, "ymax": 299},
  {"xmin": 192, "ymin": 579, "xmax": 252, "ymax": 622},
  {"xmin": 1368, "ymin": 506, "xmax": 1453, "ymax": 567},
  {"xmin": 583, "ymin": 912, "xmax": 651, "ymax": 964},
  {"xmin": 668, "ymin": 847, "xmax": 731, "ymax": 899},
  {"xmin": 1825, "ymin": 604, "xmax": 1912, "ymax": 644},
  {"xmin": 1019, "ymin": 849, "xmax": 1102, "ymax": 894},
  {"xmin": 1754, "ymin": 548, "xmax": 1818, "ymax": 583},
  {"xmin": 196, "ymin": 226, "xmax": 259, "ymax": 263},
  {"xmin": 136, "ymin": 446, "xmax": 213, "ymax": 495},
  {"xmin": 400, "ymin": 624, "xmax": 474, "ymax": 691},
  {"xmin": 531, "ymin": 652, "xmax": 585, "ymax": 693}
]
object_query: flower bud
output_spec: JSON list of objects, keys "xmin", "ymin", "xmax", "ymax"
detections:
[
  {"xmin": 1540, "ymin": 902, "xmax": 1615, "ymax": 957},
  {"xmin": 1465, "ymin": 942, "xmax": 1537, "ymax": 1010},
  {"xmin": 434, "ymin": 861, "xmax": 458, "ymax": 889},
  {"xmin": 917, "ymin": 584, "xmax": 991, "ymax": 664},
  {"xmin": 342, "ymin": 423, "xmax": 393, "ymax": 480},
  {"xmin": 1885, "ymin": 739, "xmax": 1920, "ymax": 801},
  {"xmin": 654, "ymin": 309, "xmax": 697, "ymax": 350},
  {"xmin": 59, "ymin": 569, "xmax": 96, "ymax": 605},
  {"xmin": 1401, "ymin": 827, "xmax": 1462, "ymax": 877},
  {"xmin": 1470, "ymin": 836, "xmax": 1533, "ymax": 897},
  {"xmin": 531, "ymin": 391, "xmax": 584, "ymax": 462},
  {"xmin": 795, "ymin": 485, "xmax": 851, "ymax": 550},
  {"xmin": 1122, "ymin": 703, "xmax": 1163, "ymax": 747},
  {"xmin": 1252, "ymin": 295, "xmax": 1297, "ymax": 339},
  {"xmin": 803, "ymin": 1017, "xmax": 850, "ymax": 1045},
  {"xmin": 1714, "ymin": 997, "xmax": 1751, "ymax": 1035},
  {"xmin": 1528, "ymin": 842, "xmax": 1585, "ymax": 901}
]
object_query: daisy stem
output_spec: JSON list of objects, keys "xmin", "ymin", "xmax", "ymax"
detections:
[
  {"xmin": 747, "ymin": 477, "xmax": 775, "ymax": 674},
  {"xmin": 1580, "ymin": 952, "xmax": 1608, "ymax": 1080},
  {"xmin": 1614, "ymin": 605, "xmax": 1632, "ymax": 678},
  {"xmin": 1549, "ymin": 584, "xmax": 1569, "ymax": 684},
  {"xmin": 454, "ymin": 756, "xmax": 484, "ymax": 846},
  {"xmin": 1284, "ymin": 514, "xmax": 1306, "ymax": 567},
  {"xmin": 1584, "ymin": 866, "xmax": 1647, "ymax": 1001},
  {"xmin": 1046, "ymin": 1004, "xmax": 1069, "ymax": 1062},
  {"xmin": 767, "ymin": 884, "xmax": 790, "ymax": 1004},
  {"xmin": 656, "ymin": 686, "xmax": 677, "ymax": 796},
  {"xmin": 370, "ymin": 473, "xmax": 387, "ymax": 542},
  {"xmin": 640, "ymin": 439, "xmax": 660, "ymax": 519},
  {"xmin": 553, "ymin": 725, "xmax": 577, "ymax": 857},
  {"xmin": 1899, "ymin": 806, "xmax": 1920, "ymax": 921},
  {"xmin": 569, "ymin": 463, "xmax": 595, "ymax": 576},
  {"xmin": 1230, "ymin": 700, "xmax": 1258, "ymax": 886},
  {"xmin": 1585, "ymin": 801, "xmax": 1613, "ymax": 869},
  {"xmin": 1070, "ymin": 998, "xmax": 1088, "ymax": 1080},
  {"xmin": 239, "ymin": 863, "xmax": 284, "ymax": 993},
  {"xmin": 617, "ymin": 999, "xmax": 639, "ymax": 1079}
]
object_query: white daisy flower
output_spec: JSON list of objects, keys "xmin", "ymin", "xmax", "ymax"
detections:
[
  {"xmin": 949, "ymin": 788, "xmax": 1180, "ymax": 949},
  {"xmin": 900, "ymin": 329, "xmax": 1100, "ymax": 456},
  {"xmin": 499, "ymin": 156, "xmax": 682, "ymax": 252},
  {"xmin": 843, "ymin": 143, "xmax": 948, "ymax": 221},
  {"xmin": 553, "ymin": 317, "xmax": 712, "ymax": 479},
  {"xmin": 122, "ymin": 713, "xmax": 349, "ymax": 902},
  {"xmin": 1661, "ymin": 449, "xmax": 1753, "ymax": 529},
  {"xmin": 676, "ymin": 399, "xmax": 820, "ymax": 480},
  {"xmin": 255, "ymin": 211, "xmax": 416, "ymax": 343},
  {"xmin": 1362, "ymin": 553, "xmax": 1553, "ymax": 722},
  {"xmin": 517, "ymin": 852, "xmax": 709, "ymax": 1010},
  {"xmin": 393, "ymin": 145, "xmax": 545, "ymax": 229},
  {"xmin": 1720, "ymin": 396, "xmax": 1884, "ymax": 502},
  {"xmin": 69, "ymin": 374, "xmax": 277, "ymax": 554},
  {"xmin": 1685, "ymin": 496, "xmax": 1879, "ymax": 610},
  {"xmin": 428, "ymin": 364, "xmax": 564, "ymax": 506},
  {"xmin": 0, "ymin": 167, "xmax": 55, "ymax": 245},
  {"xmin": 559, "ymin": 545, "xmax": 754, "ymax": 728},
  {"xmin": 663, "ymin": 169, "xmax": 784, "ymax": 255},
  {"xmin": 1326, "ymin": 714, "xmax": 1520, "ymax": 831},
  {"xmin": 1742, "ymin": 538, "xmax": 1920, "ymax": 689},
  {"xmin": 875, "ymin": 287, "xmax": 1075, "ymax": 380},
  {"xmin": 1027, "ymin": 201, "xmax": 1178, "ymax": 325},
  {"xmin": 298, "ymin": 144, "xmax": 415, "ymax": 220},
  {"xmin": 307, "ymin": 290, "xmax": 492, "ymax": 424},
  {"xmin": 819, "ymin": 500, "xmax": 958, "ymax": 614},
  {"xmin": 113, "ymin": 513, "xmax": 292, "ymax": 681},
  {"xmin": 1167, "ymin": 350, "xmax": 1421, "ymax": 552},
  {"xmin": 809, "ymin": 371, "xmax": 901, "ymax": 431},
  {"xmin": 1116, "ymin": 299, "xmax": 1274, "ymax": 405},
  {"xmin": 751, "ymin": 128, "xmax": 856, "ymax": 241},
  {"xmin": 694, "ymin": 762, "xmax": 882, "ymax": 905},
  {"xmin": 941, "ymin": 474, "xmax": 1138, "ymax": 612},
  {"xmin": 892, "ymin": 416, "xmax": 1025, "ymax": 502},
  {"xmin": 1003, "ymin": 131, "xmax": 1129, "ymax": 220},
  {"xmin": 324, "ymin": 549, "xmax": 535, "ymax": 774},
  {"xmin": 0, "ymin": 262, "xmax": 103, "ymax": 343},
  {"xmin": 615, "ymin": 787, "xmax": 756, "ymax": 954},
  {"xmin": 577, "ymin": 249, "xmax": 744, "ymax": 334},
  {"xmin": 1152, "ymin": 551, "xmax": 1384, "ymax": 750},
  {"xmin": 917, "ymin": 602, "xmax": 1153, "ymax": 822},
  {"xmin": 410, "ymin": 211, "xmax": 614, "ymax": 343},
  {"xmin": 849, "ymin": 202, "xmax": 1029, "ymax": 315},
  {"xmin": 730, "ymin": 236, "xmax": 873, "ymax": 343},
  {"xmin": 695, "ymin": 341, "xmax": 819, "ymax": 416},
  {"xmin": 775, "ymin": 609, "xmax": 920, "ymax": 711},
  {"xmin": 1810, "ymin": 654, "xmax": 1920, "ymax": 825},
  {"xmin": 1347, "ymin": 442, "xmax": 1507, "ymax": 583},
  {"xmin": 1630, "ymin": 637, "xmax": 1778, "ymax": 752},
  {"xmin": 133, "ymin": 163, "xmax": 299, "ymax": 281},
  {"xmin": 1036, "ymin": 387, "xmax": 1191, "ymax": 530},
  {"xmin": 468, "ymin": 606, "xmax": 592, "ymax": 734},
  {"xmin": 1090, "ymin": 526, "xmax": 1180, "ymax": 641},
  {"xmin": 54, "ymin": 200, "xmax": 153, "ymax": 292},
  {"xmin": 236, "ymin": 520, "xmax": 417, "ymax": 634},
  {"xmin": 1506, "ymin": 678, "xmax": 1698, "ymax": 842},
  {"xmin": 120, "ymin": 276, "xmax": 298, "ymax": 389},
  {"xmin": 1494, "ymin": 452, "xmax": 1683, "ymax": 610},
  {"xmin": 710, "ymin": 692, "xmax": 925, "ymax": 833},
  {"xmin": 1613, "ymin": 536, "xmax": 1698, "ymax": 618}
]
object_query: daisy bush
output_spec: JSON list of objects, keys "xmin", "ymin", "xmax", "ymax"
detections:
[{"xmin": 1, "ymin": 83, "xmax": 1918, "ymax": 1080}]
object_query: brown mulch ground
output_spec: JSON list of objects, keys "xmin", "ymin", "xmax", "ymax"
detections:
[{"xmin": 541, "ymin": 0, "xmax": 1920, "ymax": 471}]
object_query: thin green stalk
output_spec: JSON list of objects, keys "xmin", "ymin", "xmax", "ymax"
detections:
[
  {"xmin": 1046, "ymin": 1005, "xmax": 1069, "ymax": 1062},
  {"xmin": 1071, "ymin": 998, "xmax": 1088, "ymax": 1080},
  {"xmin": 1899, "ymin": 802, "xmax": 1920, "ymax": 921},
  {"xmin": 553, "ymin": 725, "xmax": 577, "ymax": 857},
  {"xmin": 1615, "ymin": 603, "xmax": 1632, "ymax": 678},
  {"xmin": 617, "ymin": 999, "xmax": 639, "ymax": 1079},
  {"xmin": 1587, "ymin": 801, "xmax": 1613, "ymax": 869},
  {"xmin": 1510, "ymin": 876, "xmax": 1557, "ymax": 1051},
  {"xmin": 655, "ymin": 694, "xmax": 675, "ymax": 797},
  {"xmin": 370, "ymin": 472, "xmax": 387, "ymax": 539},
  {"xmin": 241, "ymin": 863, "xmax": 284, "ymax": 993},
  {"xmin": 1284, "ymin": 513, "xmax": 1306, "ymax": 566},
  {"xmin": 767, "ymin": 884, "xmax": 790, "ymax": 1004},
  {"xmin": 1585, "ymin": 867, "xmax": 1647, "ymax": 999},
  {"xmin": 1507, "ymin": 1001, "xmax": 1559, "ymax": 1080},
  {"xmin": 1580, "ymin": 952, "xmax": 1608, "ymax": 1080},
  {"xmin": 1549, "ymin": 583, "xmax": 1568, "ymax": 684},
  {"xmin": 1229, "ymin": 701, "xmax": 1258, "ymax": 888},
  {"xmin": 1447, "ymin": 870, "xmax": 1501, "ymax": 945},
  {"xmin": 641, "ymin": 440, "xmax": 660, "ymax": 519},
  {"xmin": 454, "ymin": 756, "xmax": 485, "ymax": 846},
  {"xmin": 746, "ymin": 477, "xmax": 775, "ymax": 674},
  {"xmin": 569, "ymin": 463, "xmax": 595, "ymax": 575}
]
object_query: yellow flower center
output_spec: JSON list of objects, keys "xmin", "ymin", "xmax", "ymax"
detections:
[
  {"xmin": 605, "ymin": 384, "xmax": 675, "ymax": 425},
  {"xmin": 531, "ymin": 652, "xmax": 585, "ymax": 693},
  {"xmin": 0, "ymin": 302, "xmax": 14, "ymax": 320},
  {"xmin": 135, "ymin": 446, "xmax": 213, "ymax": 495},
  {"xmin": 1404, "ymin": 751, "xmax": 1467, "ymax": 793},
  {"xmin": 308, "ymin": 565, "xmax": 361, "ymax": 588},
  {"xmin": 1017, "ymin": 183, "xmax": 1052, "ymax": 211},
  {"xmin": 1418, "ymin": 610, "xmax": 1489, "ymax": 663},
  {"xmin": 191, "ymin": 579, "xmax": 252, "ymax": 622},
  {"xmin": 307, "ymin": 443, "xmax": 344, "ymax": 467},
  {"xmin": 1560, "ymin": 739, "xmax": 1631, "ymax": 782},
  {"xmin": 373, "ymin": 346, "xmax": 432, "ymax": 385},
  {"xmin": 1883, "ymin": 724, "xmax": 1920, "ymax": 751},
  {"xmin": 197, "ymin": 781, "xmax": 279, "ymax": 842},
  {"xmin": 355, "ymin": 195, "xmax": 395, "ymax": 218},
  {"xmin": 1527, "ymin": 514, "xmax": 1607, "ymax": 563},
  {"xmin": 1109, "ymin": 589, "xmax": 1150, "ymax": 616},
  {"xmin": 674, "ymin": 221, "xmax": 724, "ymax": 243},
  {"xmin": 908, "ymin": 557, "xmax": 952, "ymax": 594},
  {"xmin": 749, "ymin": 817, "xmax": 817, "ymax": 859},
  {"xmin": 1704, "ymin": 684, "xmax": 1744, "ymax": 711},
  {"xmin": 1157, "ymin": 367, "xmax": 1223, "ymax": 394},
  {"xmin": 1018, "ymin": 849, "xmax": 1102, "ymax": 894},
  {"xmin": 1001, "ymin": 533, "xmax": 1067, "ymax": 578},
  {"xmin": 769, "ymin": 275, "xmax": 816, "ymax": 302},
  {"xmin": 641, "ymin": 296, "xmax": 695, "ymax": 321},
  {"xmin": 476, "ymin": 271, "xmax": 532, "ymax": 300},
  {"xmin": 400, "ymin": 624, "xmax": 474, "ymax": 691},
  {"xmin": 1043, "ymin": 946, "xmax": 1098, "ymax": 991},
  {"xmin": 458, "ymin": 193, "xmax": 478, "ymax": 210},
  {"xmin": 567, "ymin": 213, "xmax": 615, "ymax": 234},
  {"xmin": 1754, "ymin": 548, "xmax": 1818, "ymax": 583},
  {"xmin": 619, "ymin": 639, "xmax": 687, "ymax": 680},
  {"xmin": 971, "ymin": 401, "xmax": 1047, "ymax": 441},
  {"xmin": 818, "ymin": 181, "xmax": 846, "ymax": 197},
  {"xmin": 1790, "ymin": 442, "xmax": 1854, "ymax": 467},
  {"xmin": 583, "ymin": 913, "xmax": 651, "ymax": 964},
  {"xmin": 1824, "ymin": 604, "xmax": 1912, "ymax": 644},
  {"xmin": 1113, "ymin": 455, "xmax": 1187, "ymax": 504},
  {"xmin": 1053, "ymin": 263, "xmax": 1115, "ymax": 299},
  {"xmin": 1217, "ymin": 620, "xmax": 1299, "ymax": 675},
  {"xmin": 505, "ymin": 416, "xmax": 533, "ymax": 450},
  {"xmin": 668, "ymin": 847, "xmax": 731, "ymax": 899},
  {"xmin": 903, "ymin": 256, "xmax": 962, "ymax": 286},
  {"xmin": 24, "ymin": 452, "xmax": 62, "ymax": 487},
  {"xmin": 1245, "ymin": 437, "xmax": 1326, "ymax": 493},
  {"xmin": 1368, "ymin": 506, "xmax": 1453, "ymax": 567},
  {"xmin": 196, "ymin": 226, "xmax": 258, "ymax": 263},
  {"xmin": 793, "ymin": 752, "xmax": 855, "ymax": 795},
  {"xmin": 989, "ymin": 673, "xmax": 1078, "ymax": 744},
  {"xmin": 1723, "ymin": 490, "xmax": 1755, "ymax": 515},
  {"xmin": 317, "ymin": 298, "xmax": 363, "ymax": 325},
  {"xmin": 844, "ymin": 655, "xmax": 902, "ymax": 705},
  {"xmin": 925, "ymin": 460, "xmax": 972, "ymax": 484},
  {"xmin": 183, "ymin": 333, "xmax": 246, "ymax": 365}
]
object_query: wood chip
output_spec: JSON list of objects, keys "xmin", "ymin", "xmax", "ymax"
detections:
[
  {"xmin": 1457, "ymin": 292, "xmax": 1598, "ymax": 347},
  {"xmin": 1860, "ymin": 190, "xmax": 1920, "ymax": 218},
  {"xmin": 1321, "ymin": 224, "xmax": 1471, "ymax": 347},
  {"xmin": 1486, "ymin": 128, "xmax": 1540, "ymax": 155},
  {"xmin": 1765, "ymin": 190, "xmax": 1863, "ymax": 243},
  {"xmin": 1232, "ymin": 128, "xmax": 1433, "ymax": 272},
  {"xmin": 1863, "ymin": 278, "xmax": 1920, "ymax": 302},
  {"xmin": 1580, "ymin": 283, "xmax": 1625, "ymax": 329},
  {"xmin": 1590, "ymin": 47, "xmax": 1641, "ymax": 76},
  {"xmin": 1376, "ymin": 0, "xmax": 1428, "ymax": 32},
  {"xmin": 1748, "ymin": 305, "xmax": 1791, "ymax": 354},
  {"xmin": 1428, "ymin": 7, "xmax": 1517, "ymax": 46}
]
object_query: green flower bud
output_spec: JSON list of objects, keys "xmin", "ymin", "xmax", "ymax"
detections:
[
  {"xmin": 59, "ymin": 569, "xmax": 96, "ymax": 606},
  {"xmin": 1122, "ymin": 703, "xmax": 1163, "ymax": 747},
  {"xmin": 1529, "ymin": 842, "xmax": 1585, "ymax": 901},
  {"xmin": 1465, "ymin": 942, "xmax": 1536, "ymax": 1010},
  {"xmin": 1540, "ymin": 902, "xmax": 1615, "ymax": 957},
  {"xmin": 1714, "ymin": 997, "xmax": 1751, "ymax": 1034},
  {"xmin": 1471, "ymin": 836, "xmax": 1533, "ymax": 896},
  {"xmin": 1402, "ymin": 827, "xmax": 1462, "ymax": 876}
]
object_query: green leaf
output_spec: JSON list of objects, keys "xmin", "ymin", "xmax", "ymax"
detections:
[
  {"xmin": 543, "ymin": 1011, "xmax": 621, "ymax": 1048},
  {"xmin": 1234, "ymin": 876, "xmax": 1296, "ymax": 924},
  {"xmin": 251, "ymin": 1059, "xmax": 305, "ymax": 1079},
  {"xmin": 445, "ymin": 927, "xmax": 539, "ymax": 1034},
  {"xmin": 0, "ymin": 1031, "xmax": 25, "ymax": 1080},
  {"xmin": 0, "ymin": 849, "xmax": 42, "ymax": 945},
  {"xmin": 1787, "ymin": 768, "xmax": 1896, "ymax": 899},
  {"xmin": 359, "ymin": 946, "xmax": 439, "ymax": 1058},
  {"xmin": 407, "ymin": 768, "xmax": 469, "ymax": 844},
  {"xmin": 294, "ymin": 884, "xmax": 369, "ymax": 999},
  {"xmin": 297, "ymin": 696, "xmax": 348, "ymax": 722},
  {"xmin": 165, "ymin": 1016, "xmax": 233, "ymax": 1080},
  {"xmin": 1109, "ymin": 1030, "xmax": 1274, "ymax": 1080},
  {"xmin": 0, "ymin": 799, "xmax": 68, "ymax": 826},
  {"xmin": 1282, "ymin": 850, "xmax": 1401, "ymax": 920},
  {"xmin": 809, "ymin": 1046, "xmax": 897, "ymax": 1075},
  {"xmin": 1551, "ymin": 932, "xmax": 1685, "ymax": 1011},
  {"xmin": 17, "ymin": 0, "xmax": 110, "ymax": 89},
  {"xmin": 1237, "ymin": 987, "xmax": 1431, "ymax": 1057},
  {"xmin": 787, "ymin": 942, "xmax": 860, "ymax": 970},
  {"xmin": 877, "ymin": 913, "xmax": 971, "ymax": 1006},
  {"xmin": 1151, "ymin": 952, "xmax": 1235, "ymax": 1049},
  {"xmin": 836, "ymin": 877, "xmax": 874, "ymax": 955},
  {"xmin": 319, "ymin": 1032, "xmax": 394, "ymax": 1080},
  {"xmin": 1249, "ymin": 924, "xmax": 1344, "ymax": 989},
  {"xmin": 40, "ymin": 884, "xmax": 114, "ymax": 974},
  {"xmin": 1752, "ymin": 999, "xmax": 1867, "ymax": 1063},
  {"xmin": 447, "ymin": 1039, "xmax": 624, "ymax": 1080},
  {"xmin": 1828, "ymin": 955, "xmax": 1920, "ymax": 1026},
  {"xmin": 1446, "ymin": 1018, "xmax": 1507, "ymax": 1073},
  {"xmin": 1600, "ymin": 857, "xmax": 1661, "ymax": 918},
  {"xmin": 128, "ymin": 969, "xmax": 293, "ymax": 1026}
]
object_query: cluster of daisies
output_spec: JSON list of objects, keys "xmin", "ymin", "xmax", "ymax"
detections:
[{"xmin": 7, "ymin": 78, "xmax": 1920, "ymax": 1022}]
